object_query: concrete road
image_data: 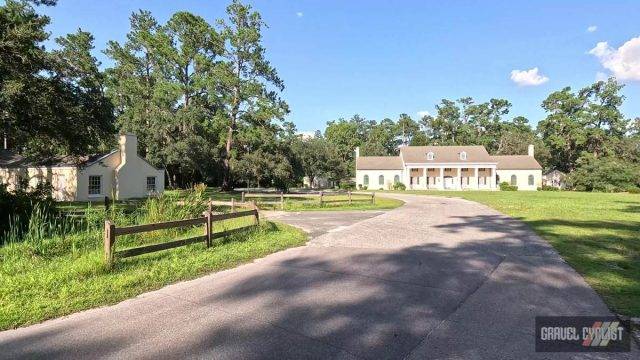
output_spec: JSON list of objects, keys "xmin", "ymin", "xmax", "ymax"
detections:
[{"xmin": 0, "ymin": 194, "xmax": 636, "ymax": 359}]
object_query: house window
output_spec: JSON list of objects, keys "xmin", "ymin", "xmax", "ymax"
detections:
[
  {"xmin": 427, "ymin": 152, "xmax": 434, "ymax": 160},
  {"xmin": 528, "ymin": 174, "xmax": 534, "ymax": 186},
  {"xmin": 88, "ymin": 175, "xmax": 101, "ymax": 195},
  {"xmin": 378, "ymin": 175, "xmax": 384, "ymax": 185},
  {"xmin": 510, "ymin": 175, "xmax": 517, "ymax": 186},
  {"xmin": 394, "ymin": 175, "xmax": 400, "ymax": 183},
  {"xmin": 146, "ymin": 176, "xmax": 157, "ymax": 192},
  {"xmin": 363, "ymin": 175, "xmax": 369, "ymax": 185},
  {"xmin": 460, "ymin": 151, "xmax": 467, "ymax": 160}
]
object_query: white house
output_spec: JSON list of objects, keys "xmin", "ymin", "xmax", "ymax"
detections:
[
  {"xmin": 355, "ymin": 144, "xmax": 542, "ymax": 191},
  {"xmin": 0, "ymin": 134, "xmax": 165, "ymax": 201}
]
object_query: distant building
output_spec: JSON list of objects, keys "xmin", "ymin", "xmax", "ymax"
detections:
[
  {"xmin": 303, "ymin": 176, "xmax": 332, "ymax": 189},
  {"xmin": 542, "ymin": 170, "xmax": 566, "ymax": 189},
  {"xmin": 355, "ymin": 144, "xmax": 542, "ymax": 191},
  {"xmin": 0, "ymin": 134, "xmax": 164, "ymax": 201}
]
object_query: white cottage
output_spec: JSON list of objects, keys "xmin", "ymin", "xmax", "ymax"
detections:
[
  {"xmin": 355, "ymin": 144, "xmax": 542, "ymax": 191},
  {"xmin": 0, "ymin": 134, "xmax": 164, "ymax": 201}
]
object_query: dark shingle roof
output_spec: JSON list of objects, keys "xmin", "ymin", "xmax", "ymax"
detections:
[{"xmin": 0, "ymin": 150, "xmax": 116, "ymax": 168}]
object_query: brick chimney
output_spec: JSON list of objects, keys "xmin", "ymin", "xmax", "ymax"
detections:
[{"xmin": 528, "ymin": 144, "xmax": 535, "ymax": 157}]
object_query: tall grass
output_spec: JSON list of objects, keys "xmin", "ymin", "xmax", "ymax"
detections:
[{"xmin": 0, "ymin": 185, "xmax": 211, "ymax": 257}]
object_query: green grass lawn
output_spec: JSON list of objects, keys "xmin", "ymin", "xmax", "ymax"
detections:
[
  {"xmin": 0, "ymin": 207, "xmax": 307, "ymax": 330},
  {"xmin": 383, "ymin": 190, "xmax": 640, "ymax": 316},
  {"xmin": 164, "ymin": 189, "xmax": 404, "ymax": 211}
]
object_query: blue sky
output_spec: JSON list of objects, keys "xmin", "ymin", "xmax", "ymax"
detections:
[{"xmin": 38, "ymin": 0, "xmax": 640, "ymax": 133}]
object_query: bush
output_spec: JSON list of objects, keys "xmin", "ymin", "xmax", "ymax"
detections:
[
  {"xmin": 499, "ymin": 182, "xmax": 518, "ymax": 191},
  {"xmin": 567, "ymin": 154, "xmax": 640, "ymax": 192},
  {"xmin": 627, "ymin": 186, "xmax": 640, "ymax": 194},
  {"xmin": 539, "ymin": 185, "xmax": 559, "ymax": 191},
  {"xmin": 392, "ymin": 182, "xmax": 406, "ymax": 190},
  {"xmin": 339, "ymin": 180, "xmax": 356, "ymax": 190}
]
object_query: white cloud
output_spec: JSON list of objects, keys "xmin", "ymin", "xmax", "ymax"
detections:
[
  {"xmin": 416, "ymin": 110, "xmax": 430, "ymax": 118},
  {"xmin": 509, "ymin": 67, "xmax": 549, "ymax": 86},
  {"xmin": 296, "ymin": 12, "xmax": 303, "ymax": 18},
  {"xmin": 589, "ymin": 37, "xmax": 640, "ymax": 81},
  {"xmin": 587, "ymin": 25, "xmax": 598, "ymax": 33},
  {"xmin": 595, "ymin": 71, "xmax": 609, "ymax": 82}
]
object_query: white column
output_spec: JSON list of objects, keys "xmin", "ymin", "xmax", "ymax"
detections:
[
  {"xmin": 474, "ymin": 167, "xmax": 479, "ymax": 189},
  {"xmin": 455, "ymin": 167, "xmax": 461, "ymax": 190},
  {"xmin": 423, "ymin": 167, "xmax": 428, "ymax": 190},
  {"xmin": 490, "ymin": 167, "xmax": 496, "ymax": 190},
  {"xmin": 439, "ymin": 167, "xmax": 444, "ymax": 190}
]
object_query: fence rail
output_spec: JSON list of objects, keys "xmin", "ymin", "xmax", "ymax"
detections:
[
  {"xmin": 239, "ymin": 191, "xmax": 375, "ymax": 209},
  {"xmin": 104, "ymin": 203, "xmax": 259, "ymax": 266}
]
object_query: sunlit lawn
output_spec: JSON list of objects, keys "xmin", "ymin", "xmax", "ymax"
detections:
[{"xmin": 384, "ymin": 190, "xmax": 640, "ymax": 316}]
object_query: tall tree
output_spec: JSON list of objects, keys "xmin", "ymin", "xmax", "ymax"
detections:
[
  {"xmin": 216, "ymin": 0, "xmax": 289, "ymax": 190},
  {"xmin": 1, "ymin": 0, "xmax": 113, "ymax": 157}
]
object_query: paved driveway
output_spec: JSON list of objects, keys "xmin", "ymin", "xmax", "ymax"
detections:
[{"xmin": 0, "ymin": 194, "xmax": 636, "ymax": 359}]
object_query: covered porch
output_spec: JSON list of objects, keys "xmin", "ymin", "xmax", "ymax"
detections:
[{"xmin": 406, "ymin": 166, "xmax": 496, "ymax": 190}]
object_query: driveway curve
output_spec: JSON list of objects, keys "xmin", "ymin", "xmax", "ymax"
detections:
[{"xmin": 0, "ymin": 194, "xmax": 636, "ymax": 359}]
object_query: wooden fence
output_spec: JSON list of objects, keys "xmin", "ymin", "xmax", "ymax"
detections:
[
  {"xmin": 104, "ymin": 201, "xmax": 259, "ymax": 266},
  {"xmin": 239, "ymin": 191, "xmax": 375, "ymax": 210}
]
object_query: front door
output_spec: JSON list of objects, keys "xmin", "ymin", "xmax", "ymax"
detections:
[{"xmin": 443, "ymin": 176, "xmax": 454, "ymax": 189}]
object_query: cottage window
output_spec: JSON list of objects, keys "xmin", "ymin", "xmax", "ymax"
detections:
[
  {"xmin": 427, "ymin": 152, "xmax": 434, "ymax": 160},
  {"xmin": 510, "ymin": 175, "xmax": 517, "ymax": 186},
  {"xmin": 363, "ymin": 175, "xmax": 369, "ymax": 185},
  {"xmin": 528, "ymin": 174, "xmax": 534, "ymax": 186},
  {"xmin": 460, "ymin": 151, "xmax": 467, "ymax": 160},
  {"xmin": 394, "ymin": 175, "xmax": 400, "ymax": 183},
  {"xmin": 379, "ymin": 175, "xmax": 384, "ymax": 185},
  {"xmin": 88, "ymin": 175, "xmax": 101, "ymax": 195},
  {"xmin": 146, "ymin": 176, "xmax": 157, "ymax": 192}
]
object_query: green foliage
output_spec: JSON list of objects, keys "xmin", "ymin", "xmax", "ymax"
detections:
[
  {"xmin": 566, "ymin": 154, "xmax": 640, "ymax": 192},
  {"xmin": 392, "ymin": 182, "xmax": 406, "ymax": 190},
  {"xmin": 627, "ymin": 187, "xmax": 640, "ymax": 194},
  {"xmin": 539, "ymin": 185, "xmax": 560, "ymax": 191},
  {"xmin": 0, "ymin": 183, "xmax": 58, "ymax": 246},
  {"xmin": 499, "ymin": 182, "xmax": 518, "ymax": 191},
  {"xmin": 0, "ymin": 0, "xmax": 114, "ymax": 157},
  {"xmin": 339, "ymin": 180, "xmax": 356, "ymax": 190},
  {"xmin": 538, "ymin": 79, "xmax": 629, "ymax": 173}
]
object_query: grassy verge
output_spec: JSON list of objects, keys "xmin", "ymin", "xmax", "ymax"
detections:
[
  {"xmin": 0, "ymin": 221, "xmax": 306, "ymax": 330},
  {"xmin": 0, "ymin": 186, "xmax": 308, "ymax": 330},
  {"xmin": 381, "ymin": 190, "xmax": 640, "ymax": 316},
  {"xmin": 164, "ymin": 189, "xmax": 404, "ymax": 211}
]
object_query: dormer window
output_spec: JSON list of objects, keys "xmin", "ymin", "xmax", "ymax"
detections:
[
  {"xmin": 460, "ymin": 151, "xmax": 467, "ymax": 160},
  {"xmin": 427, "ymin": 152, "xmax": 434, "ymax": 160}
]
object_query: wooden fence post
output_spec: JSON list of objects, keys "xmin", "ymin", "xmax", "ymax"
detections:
[
  {"xmin": 252, "ymin": 200, "xmax": 259, "ymax": 225},
  {"xmin": 280, "ymin": 191, "xmax": 284, "ymax": 210},
  {"xmin": 231, "ymin": 198, "xmax": 236, "ymax": 213},
  {"xmin": 319, "ymin": 191, "xmax": 323, "ymax": 206},
  {"xmin": 241, "ymin": 191, "xmax": 245, "ymax": 203},
  {"xmin": 104, "ymin": 220, "xmax": 115, "ymax": 267},
  {"xmin": 348, "ymin": 191, "xmax": 352, "ymax": 205},
  {"xmin": 206, "ymin": 199, "xmax": 213, "ymax": 247},
  {"xmin": 372, "ymin": 192, "xmax": 376, "ymax": 204}
]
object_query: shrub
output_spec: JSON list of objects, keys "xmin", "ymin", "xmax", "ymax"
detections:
[
  {"xmin": 627, "ymin": 186, "xmax": 640, "ymax": 194},
  {"xmin": 361, "ymin": 185, "xmax": 368, "ymax": 190},
  {"xmin": 392, "ymin": 182, "xmax": 406, "ymax": 190},
  {"xmin": 499, "ymin": 182, "xmax": 518, "ymax": 191},
  {"xmin": 339, "ymin": 180, "xmax": 356, "ymax": 190},
  {"xmin": 566, "ymin": 154, "xmax": 640, "ymax": 192},
  {"xmin": 539, "ymin": 185, "xmax": 559, "ymax": 191}
]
